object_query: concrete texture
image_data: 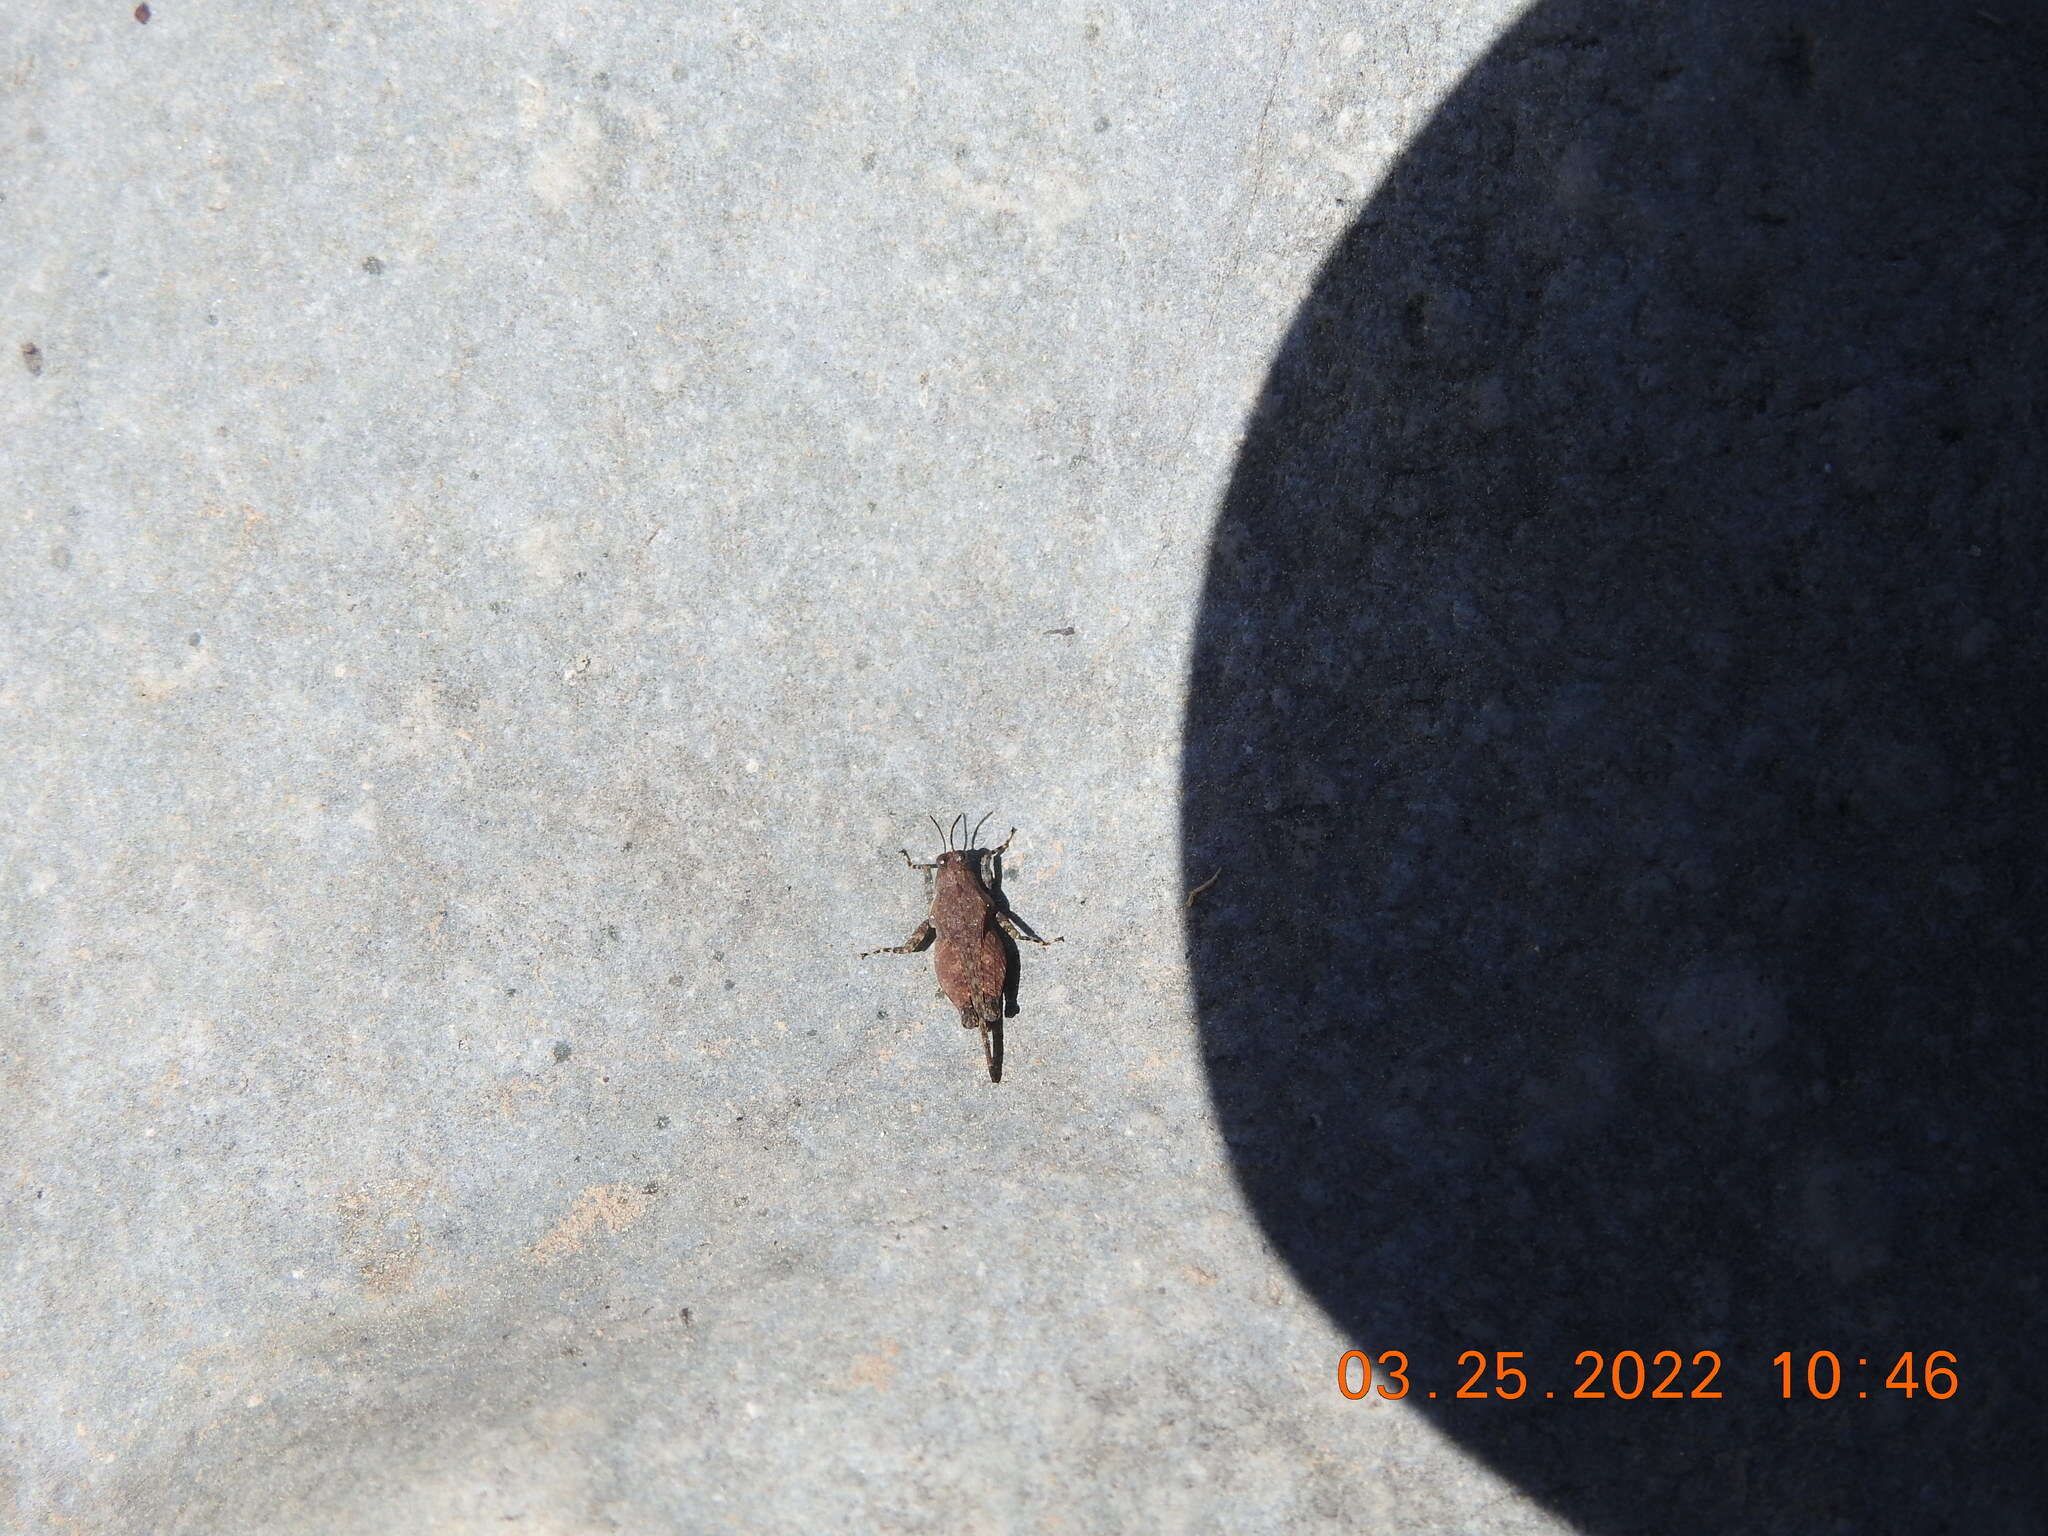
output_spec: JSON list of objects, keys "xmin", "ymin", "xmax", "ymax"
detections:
[
  {"xmin": 4, "ymin": 1, "xmax": 1553, "ymax": 1531},
  {"xmin": 6, "ymin": 0, "xmax": 2041, "ymax": 1532}
]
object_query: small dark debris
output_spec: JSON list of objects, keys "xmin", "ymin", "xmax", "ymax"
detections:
[
  {"xmin": 1043, "ymin": 625, "xmax": 1076, "ymax": 636},
  {"xmin": 679, "ymin": 1306, "xmax": 693, "ymax": 1325},
  {"xmin": 361, "ymin": 256, "xmax": 384, "ymax": 275},
  {"xmin": 655, "ymin": 1114, "xmax": 671, "ymax": 1129},
  {"xmin": 20, "ymin": 342, "xmax": 43, "ymax": 376},
  {"xmin": 188, "ymin": 632, "xmax": 201, "ymax": 647},
  {"xmin": 506, "ymin": 987, "xmax": 517, "ymax": 996},
  {"xmin": 552, "ymin": 1040, "xmax": 572, "ymax": 1062},
  {"xmin": 722, "ymin": 979, "xmax": 734, "ymax": 991},
  {"xmin": 134, "ymin": 3, "xmax": 149, "ymax": 21},
  {"xmin": 643, "ymin": 1181, "xmax": 658, "ymax": 1195}
]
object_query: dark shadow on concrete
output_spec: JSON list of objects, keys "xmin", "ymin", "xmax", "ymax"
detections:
[{"xmin": 1181, "ymin": 2, "xmax": 2045, "ymax": 1530}]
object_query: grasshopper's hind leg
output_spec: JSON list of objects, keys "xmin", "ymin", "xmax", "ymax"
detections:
[{"xmin": 996, "ymin": 911, "xmax": 1063, "ymax": 947}]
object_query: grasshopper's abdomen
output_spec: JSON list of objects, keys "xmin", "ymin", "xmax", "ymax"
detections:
[{"xmin": 935, "ymin": 919, "xmax": 1005, "ymax": 1025}]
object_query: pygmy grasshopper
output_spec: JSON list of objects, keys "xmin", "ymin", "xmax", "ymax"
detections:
[{"xmin": 861, "ymin": 814, "xmax": 1062, "ymax": 1082}]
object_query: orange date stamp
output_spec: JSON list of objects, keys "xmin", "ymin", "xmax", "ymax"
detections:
[{"xmin": 1337, "ymin": 1349, "xmax": 1959, "ymax": 1402}]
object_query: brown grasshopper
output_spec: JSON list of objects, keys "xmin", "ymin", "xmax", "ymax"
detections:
[{"xmin": 860, "ymin": 814, "xmax": 1061, "ymax": 1082}]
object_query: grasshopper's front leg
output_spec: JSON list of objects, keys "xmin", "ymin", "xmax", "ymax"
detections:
[
  {"xmin": 979, "ymin": 830, "xmax": 1061, "ymax": 947},
  {"xmin": 860, "ymin": 920, "xmax": 934, "ymax": 959}
]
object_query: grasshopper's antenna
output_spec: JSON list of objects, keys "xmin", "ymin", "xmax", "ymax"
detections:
[
  {"xmin": 928, "ymin": 814, "xmax": 947, "ymax": 850},
  {"xmin": 969, "ymin": 811, "xmax": 994, "ymax": 850},
  {"xmin": 948, "ymin": 813, "xmax": 964, "ymax": 851}
]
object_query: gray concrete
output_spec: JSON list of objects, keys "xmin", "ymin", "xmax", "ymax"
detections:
[{"xmin": 1, "ymin": 0, "xmax": 1562, "ymax": 1530}]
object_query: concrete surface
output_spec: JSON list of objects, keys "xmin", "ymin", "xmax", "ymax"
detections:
[
  {"xmin": 7, "ymin": 0, "xmax": 2041, "ymax": 1531},
  {"xmin": 1181, "ymin": 4, "xmax": 2045, "ymax": 1533},
  {"xmin": 4, "ymin": 1, "xmax": 1552, "ymax": 1531}
]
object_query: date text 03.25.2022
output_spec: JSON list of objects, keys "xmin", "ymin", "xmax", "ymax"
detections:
[{"xmin": 1338, "ymin": 1349, "xmax": 1960, "ymax": 1402}]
